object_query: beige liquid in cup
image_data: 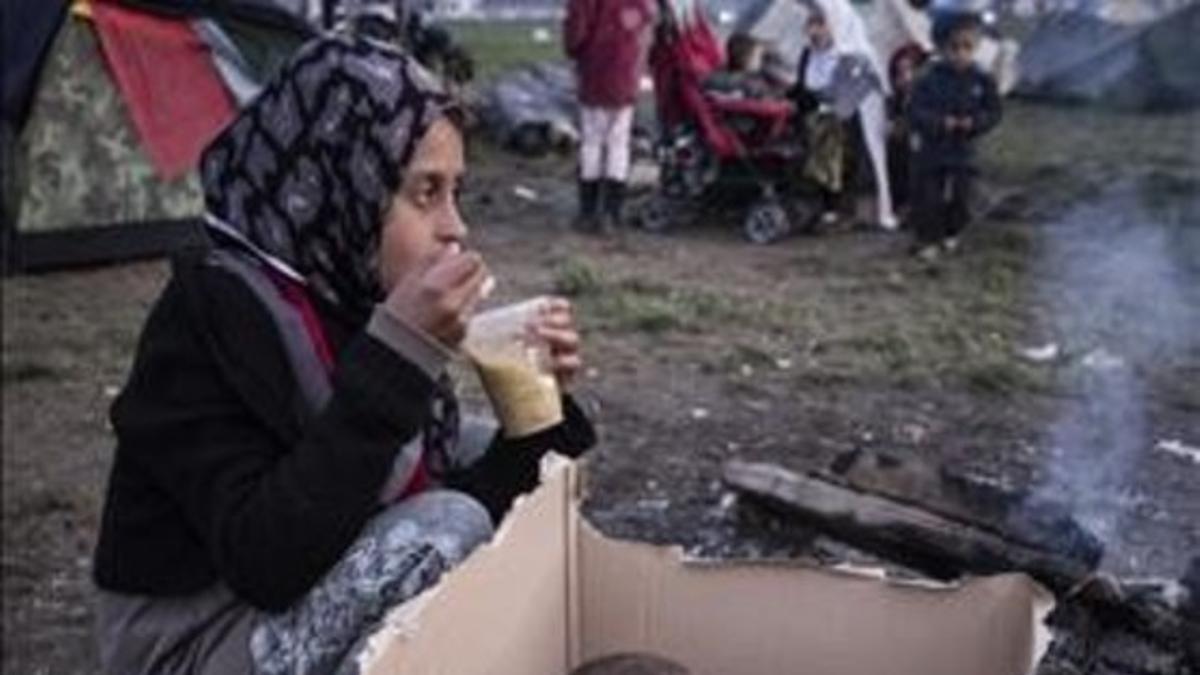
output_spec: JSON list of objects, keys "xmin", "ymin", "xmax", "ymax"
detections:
[
  {"xmin": 472, "ymin": 352, "xmax": 563, "ymax": 437},
  {"xmin": 464, "ymin": 299, "xmax": 563, "ymax": 438}
]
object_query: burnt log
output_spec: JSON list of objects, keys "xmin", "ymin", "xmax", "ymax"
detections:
[
  {"xmin": 722, "ymin": 460, "xmax": 1098, "ymax": 593},
  {"xmin": 724, "ymin": 460, "xmax": 1197, "ymax": 658},
  {"xmin": 828, "ymin": 449, "xmax": 1103, "ymax": 567}
]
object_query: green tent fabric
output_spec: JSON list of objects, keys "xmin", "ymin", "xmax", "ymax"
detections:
[
  {"xmin": 14, "ymin": 16, "xmax": 202, "ymax": 233},
  {"xmin": 216, "ymin": 14, "xmax": 310, "ymax": 84}
]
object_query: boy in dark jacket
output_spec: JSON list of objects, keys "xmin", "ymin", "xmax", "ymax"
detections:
[{"xmin": 908, "ymin": 12, "xmax": 1001, "ymax": 258}]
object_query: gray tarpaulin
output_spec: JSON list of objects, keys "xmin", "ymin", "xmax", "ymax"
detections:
[{"xmin": 1015, "ymin": 4, "xmax": 1200, "ymax": 111}]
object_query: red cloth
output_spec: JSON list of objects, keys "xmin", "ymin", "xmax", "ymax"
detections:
[
  {"xmin": 269, "ymin": 270, "xmax": 432, "ymax": 501},
  {"xmin": 91, "ymin": 1, "xmax": 235, "ymax": 178},
  {"xmin": 649, "ymin": 11, "xmax": 740, "ymax": 157},
  {"xmin": 564, "ymin": 0, "xmax": 658, "ymax": 107}
]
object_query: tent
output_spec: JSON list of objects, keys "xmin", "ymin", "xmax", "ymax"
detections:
[
  {"xmin": 1014, "ymin": 3, "xmax": 1200, "ymax": 110},
  {"xmin": 5, "ymin": 13, "xmax": 208, "ymax": 272}
]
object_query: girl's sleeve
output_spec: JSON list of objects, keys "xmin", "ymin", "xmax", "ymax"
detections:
[
  {"xmin": 115, "ymin": 272, "xmax": 438, "ymax": 612},
  {"xmin": 441, "ymin": 396, "xmax": 597, "ymax": 521}
]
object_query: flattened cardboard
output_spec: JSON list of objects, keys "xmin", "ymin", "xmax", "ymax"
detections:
[
  {"xmin": 360, "ymin": 457, "xmax": 1053, "ymax": 675},
  {"xmin": 356, "ymin": 458, "xmax": 573, "ymax": 675}
]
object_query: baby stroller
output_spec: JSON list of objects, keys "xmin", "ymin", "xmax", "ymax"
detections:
[{"xmin": 637, "ymin": 6, "xmax": 817, "ymax": 243}]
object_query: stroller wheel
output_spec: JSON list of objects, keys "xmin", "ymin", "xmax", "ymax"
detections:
[
  {"xmin": 637, "ymin": 195, "xmax": 674, "ymax": 234},
  {"xmin": 743, "ymin": 201, "xmax": 791, "ymax": 245}
]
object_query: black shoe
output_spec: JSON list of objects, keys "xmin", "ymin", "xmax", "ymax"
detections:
[
  {"xmin": 599, "ymin": 179, "xmax": 626, "ymax": 234},
  {"xmin": 574, "ymin": 179, "xmax": 600, "ymax": 231}
]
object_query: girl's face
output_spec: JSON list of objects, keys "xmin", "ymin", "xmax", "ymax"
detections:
[
  {"xmin": 806, "ymin": 17, "xmax": 832, "ymax": 50},
  {"xmin": 378, "ymin": 116, "xmax": 468, "ymax": 293}
]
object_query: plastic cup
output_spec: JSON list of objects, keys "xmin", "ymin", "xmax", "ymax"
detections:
[{"xmin": 463, "ymin": 298, "xmax": 563, "ymax": 438}]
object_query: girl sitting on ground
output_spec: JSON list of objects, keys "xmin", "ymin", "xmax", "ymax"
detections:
[{"xmin": 92, "ymin": 36, "xmax": 596, "ymax": 675}]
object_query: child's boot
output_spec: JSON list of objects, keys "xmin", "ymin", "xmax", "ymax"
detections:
[
  {"xmin": 574, "ymin": 179, "xmax": 600, "ymax": 231},
  {"xmin": 600, "ymin": 179, "xmax": 626, "ymax": 235}
]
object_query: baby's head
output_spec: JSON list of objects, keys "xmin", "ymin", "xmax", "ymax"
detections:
[
  {"xmin": 726, "ymin": 33, "xmax": 765, "ymax": 73},
  {"xmin": 570, "ymin": 653, "xmax": 691, "ymax": 675}
]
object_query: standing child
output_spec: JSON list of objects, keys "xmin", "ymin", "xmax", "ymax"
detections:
[
  {"xmin": 908, "ymin": 12, "xmax": 1001, "ymax": 259},
  {"xmin": 886, "ymin": 43, "xmax": 928, "ymax": 223},
  {"xmin": 565, "ymin": 0, "xmax": 658, "ymax": 233},
  {"xmin": 792, "ymin": 10, "xmax": 847, "ymax": 227}
]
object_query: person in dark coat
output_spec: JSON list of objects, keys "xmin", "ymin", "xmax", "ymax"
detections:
[
  {"xmin": 908, "ymin": 12, "xmax": 1002, "ymax": 258},
  {"xmin": 564, "ymin": 0, "xmax": 658, "ymax": 232},
  {"xmin": 885, "ymin": 42, "xmax": 929, "ymax": 222},
  {"xmin": 91, "ymin": 36, "xmax": 595, "ymax": 675}
]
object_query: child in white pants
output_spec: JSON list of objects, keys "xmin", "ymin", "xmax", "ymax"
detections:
[
  {"xmin": 564, "ymin": 0, "xmax": 656, "ymax": 233},
  {"xmin": 578, "ymin": 107, "xmax": 634, "ymax": 232}
]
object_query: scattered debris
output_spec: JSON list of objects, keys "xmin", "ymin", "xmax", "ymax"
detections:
[
  {"xmin": 1155, "ymin": 439, "xmax": 1200, "ymax": 465},
  {"xmin": 511, "ymin": 185, "xmax": 539, "ymax": 202},
  {"xmin": 898, "ymin": 423, "xmax": 928, "ymax": 445},
  {"xmin": 636, "ymin": 498, "xmax": 670, "ymax": 511},
  {"xmin": 1019, "ymin": 342, "xmax": 1061, "ymax": 363},
  {"xmin": 1081, "ymin": 347, "xmax": 1126, "ymax": 371},
  {"xmin": 718, "ymin": 492, "xmax": 738, "ymax": 512}
]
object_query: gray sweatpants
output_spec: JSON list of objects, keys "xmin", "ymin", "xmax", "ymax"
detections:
[{"xmin": 97, "ymin": 490, "xmax": 494, "ymax": 675}]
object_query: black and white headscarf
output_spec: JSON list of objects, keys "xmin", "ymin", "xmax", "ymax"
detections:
[{"xmin": 200, "ymin": 35, "xmax": 457, "ymax": 324}]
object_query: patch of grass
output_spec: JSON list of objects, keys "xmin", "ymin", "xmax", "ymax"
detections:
[
  {"xmin": 963, "ymin": 359, "xmax": 1047, "ymax": 398},
  {"xmin": 567, "ymin": 272, "xmax": 752, "ymax": 336},
  {"xmin": 830, "ymin": 331, "xmax": 915, "ymax": 373},
  {"xmin": 553, "ymin": 257, "xmax": 604, "ymax": 298},
  {"xmin": 604, "ymin": 292, "xmax": 685, "ymax": 334},
  {"xmin": 728, "ymin": 342, "xmax": 777, "ymax": 369},
  {"xmin": 2, "ymin": 360, "xmax": 57, "ymax": 383},
  {"xmin": 446, "ymin": 19, "xmax": 562, "ymax": 82}
]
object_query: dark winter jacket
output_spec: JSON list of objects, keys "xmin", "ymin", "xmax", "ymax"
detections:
[
  {"xmin": 92, "ymin": 246, "xmax": 595, "ymax": 613},
  {"xmin": 909, "ymin": 59, "xmax": 1002, "ymax": 170}
]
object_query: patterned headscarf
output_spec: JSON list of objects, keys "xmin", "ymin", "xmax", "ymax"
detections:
[{"xmin": 200, "ymin": 35, "xmax": 457, "ymax": 324}]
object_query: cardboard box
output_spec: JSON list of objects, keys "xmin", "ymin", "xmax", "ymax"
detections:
[{"xmin": 359, "ymin": 457, "xmax": 1054, "ymax": 675}]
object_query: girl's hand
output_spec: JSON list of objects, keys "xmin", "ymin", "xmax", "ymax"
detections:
[
  {"xmin": 530, "ymin": 297, "xmax": 583, "ymax": 390},
  {"xmin": 384, "ymin": 248, "xmax": 490, "ymax": 349}
]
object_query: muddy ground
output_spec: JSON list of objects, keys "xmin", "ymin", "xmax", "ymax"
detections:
[{"xmin": 4, "ymin": 102, "xmax": 1199, "ymax": 673}]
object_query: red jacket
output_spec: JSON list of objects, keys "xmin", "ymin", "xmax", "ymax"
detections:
[{"xmin": 564, "ymin": 0, "xmax": 658, "ymax": 107}]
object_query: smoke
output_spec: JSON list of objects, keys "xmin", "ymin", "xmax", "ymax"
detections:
[{"xmin": 1034, "ymin": 178, "xmax": 1200, "ymax": 556}]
